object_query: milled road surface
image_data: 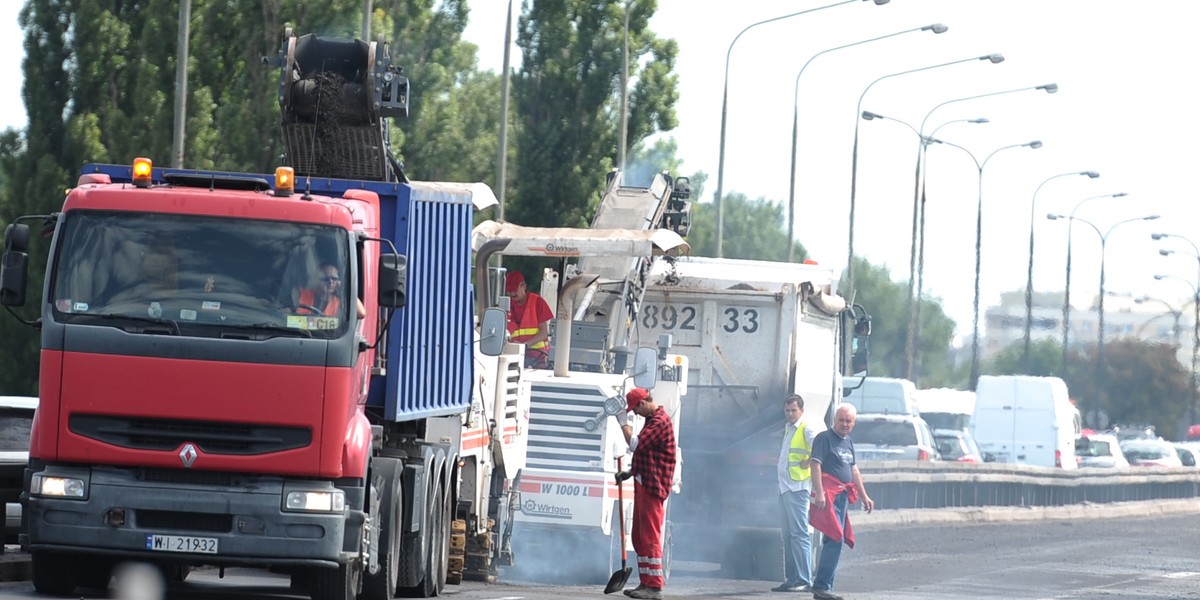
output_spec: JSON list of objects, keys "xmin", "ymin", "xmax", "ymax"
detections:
[{"xmin": 0, "ymin": 501, "xmax": 1196, "ymax": 599}]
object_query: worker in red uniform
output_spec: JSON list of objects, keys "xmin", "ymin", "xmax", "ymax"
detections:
[
  {"xmin": 505, "ymin": 270, "xmax": 553, "ymax": 368},
  {"xmin": 616, "ymin": 387, "xmax": 676, "ymax": 600}
]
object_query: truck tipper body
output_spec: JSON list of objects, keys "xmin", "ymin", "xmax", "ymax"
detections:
[
  {"xmin": 0, "ymin": 31, "xmax": 528, "ymax": 599},
  {"xmin": 641, "ymin": 256, "xmax": 867, "ymax": 579}
]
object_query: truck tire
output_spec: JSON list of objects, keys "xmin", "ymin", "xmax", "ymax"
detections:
[
  {"xmin": 433, "ymin": 482, "xmax": 451, "ymax": 594},
  {"xmin": 308, "ymin": 562, "xmax": 361, "ymax": 600},
  {"xmin": 399, "ymin": 476, "xmax": 440, "ymax": 597},
  {"xmin": 32, "ymin": 551, "xmax": 79, "ymax": 596},
  {"xmin": 362, "ymin": 458, "xmax": 403, "ymax": 600}
]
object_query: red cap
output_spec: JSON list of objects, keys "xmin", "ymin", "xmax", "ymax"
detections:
[
  {"xmin": 626, "ymin": 387, "xmax": 650, "ymax": 412},
  {"xmin": 505, "ymin": 271, "xmax": 525, "ymax": 293}
]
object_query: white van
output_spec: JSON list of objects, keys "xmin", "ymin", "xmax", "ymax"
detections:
[
  {"xmin": 842, "ymin": 376, "xmax": 918, "ymax": 416},
  {"xmin": 971, "ymin": 376, "xmax": 1081, "ymax": 469},
  {"xmin": 914, "ymin": 388, "xmax": 975, "ymax": 432}
]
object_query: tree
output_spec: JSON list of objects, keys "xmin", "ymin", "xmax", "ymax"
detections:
[
  {"xmin": 985, "ymin": 337, "xmax": 1064, "ymax": 378},
  {"xmin": 509, "ymin": 0, "xmax": 678, "ymax": 228},
  {"xmin": 839, "ymin": 257, "xmax": 958, "ymax": 385},
  {"xmin": 1063, "ymin": 339, "xmax": 1191, "ymax": 439},
  {"xmin": 684, "ymin": 193, "xmax": 806, "ymax": 262}
]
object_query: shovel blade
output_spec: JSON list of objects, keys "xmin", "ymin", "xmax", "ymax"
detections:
[{"xmin": 603, "ymin": 566, "xmax": 632, "ymax": 594}]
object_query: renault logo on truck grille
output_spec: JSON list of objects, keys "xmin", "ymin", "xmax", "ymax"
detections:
[{"xmin": 179, "ymin": 443, "xmax": 198, "ymax": 468}]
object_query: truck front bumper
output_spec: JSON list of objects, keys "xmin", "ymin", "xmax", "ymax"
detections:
[{"xmin": 26, "ymin": 464, "xmax": 360, "ymax": 567}]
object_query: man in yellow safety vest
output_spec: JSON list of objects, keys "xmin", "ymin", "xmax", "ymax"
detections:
[{"xmin": 772, "ymin": 393, "xmax": 816, "ymax": 593}]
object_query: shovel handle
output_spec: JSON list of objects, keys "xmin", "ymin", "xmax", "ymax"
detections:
[{"xmin": 616, "ymin": 456, "xmax": 627, "ymax": 563}]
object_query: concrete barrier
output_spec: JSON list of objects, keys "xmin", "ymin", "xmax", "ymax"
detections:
[{"xmin": 859, "ymin": 461, "xmax": 1200, "ymax": 510}]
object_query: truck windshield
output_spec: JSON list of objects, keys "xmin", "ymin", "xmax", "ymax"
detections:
[{"xmin": 50, "ymin": 210, "xmax": 351, "ymax": 339}]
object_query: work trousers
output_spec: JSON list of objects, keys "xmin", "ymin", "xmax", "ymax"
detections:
[
  {"xmin": 779, "ymin": 489, "xmax": 813, "ymax": 586},
  {"xmin": 813, "ymin": 490, "xmax": 849, "ymax": 592},
  {"xmin": 632, "ymin": 481, "xmax": 666, "ymax": 589}
]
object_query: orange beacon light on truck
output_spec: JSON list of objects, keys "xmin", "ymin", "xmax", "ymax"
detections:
[
  {"xmin": 132, "ymin": 157, "xmax": 152, "ymax": 188},
  {"xmin": 274, "ymin": 166, "xmax": 295, "ymax": 197}
]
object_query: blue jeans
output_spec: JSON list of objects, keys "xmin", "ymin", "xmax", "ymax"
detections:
[
  {"xmin": 778, "ymin": 490, "xmax": 813, "ymax": 586},
  {"xmin": 813, "ymin": 490, "xmax": 849, "ymax": 591}
]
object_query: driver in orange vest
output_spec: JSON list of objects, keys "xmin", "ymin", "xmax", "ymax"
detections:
[
  {"xmin": 295, "ymin": 263, "xmax": 366, "ymax": 319},
  {"xmin": 505, "ymin": 271, "xmax": 553, "ymax": 368}
]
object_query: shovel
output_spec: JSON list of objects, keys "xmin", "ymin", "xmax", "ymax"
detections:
[{"xmin": 604, "ymin": 456, "xmax": 632, "ymax": 594}]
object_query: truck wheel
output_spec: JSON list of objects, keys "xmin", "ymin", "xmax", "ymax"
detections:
[
  {"xmin": 399, "ymin": 477, "xmax": 439, "ymax": 597},
  {"xmin": 362, "ymin": 458, "xmax": 403, "ymax": 600},
  {"xmin": 308, "ymin": 562, "xmax": 361, "ymax": 600},
  {"xmin": 32, "ymin": 551, "xmax": 79, "ymax": 596},
  {"xmin": 433, "ymin": 482, "xmax": 451, "ymax": 594}
]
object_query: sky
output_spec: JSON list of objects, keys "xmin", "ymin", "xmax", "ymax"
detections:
[{"xmin": 1, "ymin": 2, "xmax": 1197, "ymax": 343}]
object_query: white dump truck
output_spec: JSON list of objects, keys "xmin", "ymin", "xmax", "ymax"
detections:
[{"xmin": 640, "ymin": 256, "xmax": 870, "ymax": 579}]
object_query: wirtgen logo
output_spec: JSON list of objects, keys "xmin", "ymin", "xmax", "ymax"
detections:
[{"xmin": 521, "ymin": 498, "xmax": 572, "ymax": 518}]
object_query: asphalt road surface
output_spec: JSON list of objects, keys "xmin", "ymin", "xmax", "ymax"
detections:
[{"xmin": 0, "ymin": 507, "xmax": 1197, "ymax": 599}]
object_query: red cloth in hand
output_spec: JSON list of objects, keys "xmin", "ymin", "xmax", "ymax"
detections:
[{"xmin": 809, "ymin": 472, "xmax": 857, "ymax": 549}]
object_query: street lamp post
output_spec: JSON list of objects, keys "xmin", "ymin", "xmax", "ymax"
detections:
[
  {"xmin": 786, "ymin": 23, "xmax": 948, "ymax": 263},
  {"xmin": 1133, "ymin": 295, "xmax": 1184, "ymax": 345},
  {"xmin": 906, "ymin": 83, "xmax": 1057, "ymax": 382},
  {"xmin": 1152, "ymin": 232, "xmax": 1200, "ymax": 426},
  {"xmin": 845, "ymin": 52, "xmax": 1005, "ymax": 291},
  {"xmin": 1050, "ymin": 213, "xmax": 1160, "ymax": 407},
  {"xmin": 929, "ymin": 137, "xmax": 1043, "ymax": 389},
  {"xmin": 859, "ymin": 111, "xmax": 987, "ymax": 383},
  {"xmin": 1055, "ymin": 193, "xmax": 1128, "ymax": 373},
  {"xmin": 1022, "ymin": 171, "xmax": 1100, "ymax": 371},
  {"xmin": 716, "ymin": 0, "xmax": 889, "ymax": 258}
]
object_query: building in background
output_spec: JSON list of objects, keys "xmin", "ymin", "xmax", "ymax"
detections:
[{"xmin": 983, "ymin": 290, "xmax": 1194, "ymax": 368}]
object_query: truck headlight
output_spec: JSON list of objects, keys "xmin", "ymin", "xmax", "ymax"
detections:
[
  {"xmin": 31, "ymin": 474, "xmax": 87, "ymax": 499},
  {"xmin": 284, "ymin": 490, "xmax": 345, "ymax": 513}
]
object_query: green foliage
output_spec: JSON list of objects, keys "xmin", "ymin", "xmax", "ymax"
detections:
[
  {"xmin": 508, "ymin": 0, "xmax": 677, "ymax": 228},
  {"xmin": 839, "ymin": 257, "xmax": 958, "ymax": 386},
  {"xmin": 685, "ymin": 193, "xmax": 806, "ymax": 262},
  {"xmin": 985, "ymin": 337, "xmax": 1065, "ymax": 378},
  {"xmin": 1064, "ymin": 340, "xmax": 1192, "ymax": 440}
]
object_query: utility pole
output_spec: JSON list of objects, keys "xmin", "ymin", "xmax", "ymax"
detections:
[
  {"xmin": 497, "ymin": 0, "xmax": 514, "ymax": 223},
  {"xmin": 361, "ymin": 0, "xmax": 371, "ymax": 40},
  {"xmin": 171, "ymin": 0, "xmax": 191, "ymax": 168},
  {"xmin": 617, "ymin": 1, "xmax": 631, "ymax": 174}
]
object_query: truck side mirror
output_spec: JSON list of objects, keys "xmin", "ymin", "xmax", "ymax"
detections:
[
  {"xmin": 479, "ymin": 307, "xmax": 507, "ymax": 357},
  {"xmin": 5, "ymin": 223, "xmax": 30, "ymax": 253},
  {"xmin": 378, "ymin": 253, "xmax": 407, "ymax": 308},
  {"xmin": 0, "ymin": 250, "xmax": 29, "ymax": 307},
  {"xmin": 632, "ymin": 346, "xmax": 659, "ymax": 390}
]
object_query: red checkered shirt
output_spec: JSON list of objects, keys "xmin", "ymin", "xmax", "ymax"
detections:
[{"xmin": 631, "ymin": 406, "xmax": 676, "ymax": 500}]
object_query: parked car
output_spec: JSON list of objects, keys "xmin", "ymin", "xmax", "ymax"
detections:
[
  {"xmin": 0, "ymin": 396, "xmax": 37, "ymax": 544},
  {"xmin": 933, "ymin": 428, "xmax": 982, "ymax": 463},
  {"xmin": 1120, "ymin": 439, "xmax": 1184, "ymax": 468},
  {"xmin": 852, "ymin": 414, "xmax": 938, "ymax": 462},
  {"xmin": 1075, "ymin": 433, "xmax": 1129, "ymax": 468}
]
